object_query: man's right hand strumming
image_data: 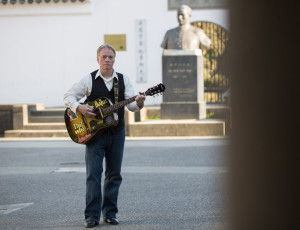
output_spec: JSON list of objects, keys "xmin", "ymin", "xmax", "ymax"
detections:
[{"xmin": 77, "ymin": 104, "xmax": 96, "ymax": 118}]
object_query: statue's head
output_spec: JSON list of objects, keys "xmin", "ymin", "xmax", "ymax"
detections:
[{"xmin": 177, "ymin": 4, "xmax": 192, "ymax": 26}]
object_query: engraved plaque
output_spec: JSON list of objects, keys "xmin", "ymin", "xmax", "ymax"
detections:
[
  {"xmin": 161, "ymin": 50, "xmax": 206, "ymax": 119},
  {"xmin": 104, "ymin": 34, "xmax": 126, "ymax": 51},
  {"xmin": 163, "ymin": 55, "xmax": 197, "ymax": 102}
]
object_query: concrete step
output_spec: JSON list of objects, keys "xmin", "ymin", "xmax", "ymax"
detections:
[
  {"xmin": 129, "ymin": 119, "xmax": 225, "ymax": 137},
  {"xmin": 30, "ymin": 108, "xmax": 65, "ymax": 117},
  {"xmin": 4, "ymin": 130, "xmax": 69, "ymax": 138},
  {"xmin": 29, "ymin": 116, "xmax": 64, "ymax": 123},
  {"xmin": 23, "ymin": 123, "xmax": 66, "ymax": 130},
  {"xmin": 4, "ymin": 119, "xmax": 225, "ymax": 138},
  {"xmin": 27, "ymin": 105, "xmax": 230, "ymax": 124},
  {"xmin": 206, "ymin": 103, "xmax": 230, "ymax": 109},
  {"xmin": 206, "ymin": 104, "xmax": 231, "ymax": 120}
]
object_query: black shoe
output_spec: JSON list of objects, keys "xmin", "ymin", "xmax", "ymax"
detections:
[
  {"xmin": 84, "ymin": 220, "xmax": 99, "ymax": 228},
  {"xmin": 103, "ymin": 217, "xmax": 119, "ymax": 225}
]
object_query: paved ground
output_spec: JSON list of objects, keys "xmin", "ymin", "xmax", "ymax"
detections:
[{"xmin": 0, "ymin": 138, "xmax": 229, "ymax": 230}]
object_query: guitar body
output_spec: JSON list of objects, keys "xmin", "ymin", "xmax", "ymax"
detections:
[
  {"xmin": 64, "ymin": 83, "xmax": 165, "ymax": 144},
  {"xmin": 64, "ymin": 97, "xmax": 118, "ymax": 144}
]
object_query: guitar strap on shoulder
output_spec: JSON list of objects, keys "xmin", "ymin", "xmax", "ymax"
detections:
[{"xmin": 113, "ymin": 77, "xmax": 119, "ymax": 103}]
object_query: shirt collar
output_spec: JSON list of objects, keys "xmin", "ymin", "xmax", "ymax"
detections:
[{"xmin": 95, "ymin": 69, "xmax": 118, "ymax": 82}]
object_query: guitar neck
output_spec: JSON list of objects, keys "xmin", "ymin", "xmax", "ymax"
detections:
[
  {"xmin": 91, "ymin": 83, "xmax": 165, "ymax": 116},
  {"xmin": 101, "ymin": 95, "xmax": 139, "ymax": 115}
]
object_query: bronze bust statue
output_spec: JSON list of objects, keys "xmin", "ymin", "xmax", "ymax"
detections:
[{"xmin": 161, "ymin": 4, "xmax": 211, "ymax": 50}]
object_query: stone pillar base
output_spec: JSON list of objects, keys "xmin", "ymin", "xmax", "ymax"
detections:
[
  {"xmin": 161, "ymin": 49, "xmax": 206, "ymax": 120},
  {"xmin": 161, "ymin": 101, "xmax": 206, "ymax": 120},
  {"xmin": 0, "ymin": 104, "xmax": 28, "ymax": 134}
]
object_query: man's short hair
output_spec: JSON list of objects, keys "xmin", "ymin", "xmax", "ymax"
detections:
[
  {"xmin": 177, "ymin": 4, "xmax": 192, "ymax": 16},
  {"xmin": 97, "ymin": 44, "xmax": 116, "ymax": 57}
]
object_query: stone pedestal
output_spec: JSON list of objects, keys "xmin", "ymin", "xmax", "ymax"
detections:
[{"xmin": 161, "ymin": 49, "xmax": 206, "ymax": 119}]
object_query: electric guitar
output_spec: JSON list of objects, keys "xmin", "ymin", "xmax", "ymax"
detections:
[{"xmin": 64, "ymin": 83, "xmax": 165, "ymax": 144}]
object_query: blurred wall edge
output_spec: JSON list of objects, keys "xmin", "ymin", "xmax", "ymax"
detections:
[{"xmin": 229, "ymin": 0, "xmax": 299, "ymax": 230}]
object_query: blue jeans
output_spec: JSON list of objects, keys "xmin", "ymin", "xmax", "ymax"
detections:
[{"xmin": 84, "ymin": 128, "xmax": 125, "ymax": 223}]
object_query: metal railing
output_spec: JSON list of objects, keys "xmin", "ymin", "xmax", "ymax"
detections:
[{"xmin": 192, "ymin": 21, "xmax": 230, "ymax": 103}]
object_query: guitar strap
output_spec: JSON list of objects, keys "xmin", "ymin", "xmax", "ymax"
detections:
[{"xmin": 113, "ymin": 77, "xmax": 119, "ymax": 103}]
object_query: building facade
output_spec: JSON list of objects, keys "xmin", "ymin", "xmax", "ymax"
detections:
[{"xmin": 0, "ymin": 0, "xmax": 229, "ymax": 107}]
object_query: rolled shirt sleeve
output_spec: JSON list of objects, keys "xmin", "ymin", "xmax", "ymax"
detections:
[
  {"xmin": 123, "ymin": 74, "xmax": 141, "ymax": 112},
  {"xmin": 63, "ymin": 74, "xmax": 92, "ymax": 113}
]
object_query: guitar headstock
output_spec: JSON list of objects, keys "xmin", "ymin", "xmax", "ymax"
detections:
[{"xmin": 145, "ymin": 83, "xmax": 166, "ymax": 96}]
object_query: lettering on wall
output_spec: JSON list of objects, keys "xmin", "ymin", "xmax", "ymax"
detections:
[{"xmin": 136, "ymin": 19, "xmax": 147, "ymax": 83}]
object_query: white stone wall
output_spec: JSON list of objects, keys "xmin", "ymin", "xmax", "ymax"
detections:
[{"xmin": 0, "ymin": 0, "xmax": 229, "ymax": 107}]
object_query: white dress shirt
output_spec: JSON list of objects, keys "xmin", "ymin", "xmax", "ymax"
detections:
[{"xmin": 63, "ymin": 70, "xmax": 140, "ymax": 113}]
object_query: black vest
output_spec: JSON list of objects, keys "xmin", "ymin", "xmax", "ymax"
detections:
[{"xmin": 86, "ymin": 70, "xmax": 125, "ymax": 133}]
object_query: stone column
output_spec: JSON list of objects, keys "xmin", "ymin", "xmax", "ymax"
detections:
[{"xmin": 161, "ymin": 49, "xmax": 206, "ymax": 119}]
